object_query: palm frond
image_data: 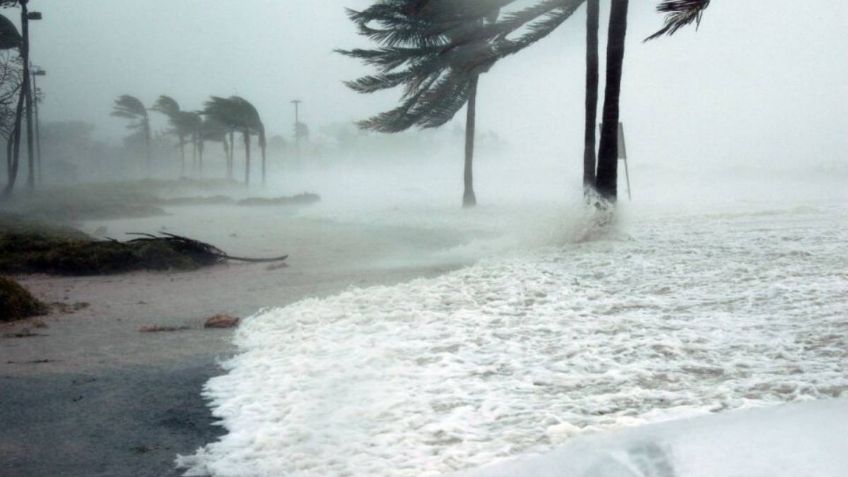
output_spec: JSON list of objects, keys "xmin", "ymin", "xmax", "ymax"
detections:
[{"xmin": 646, "ymin": 0, "xmax": 711, "ymax": 41}]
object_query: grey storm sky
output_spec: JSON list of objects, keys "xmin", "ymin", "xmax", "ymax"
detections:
[{"xmin": 19, "ymin": 0, "xmax": 848, "ymax": 168}]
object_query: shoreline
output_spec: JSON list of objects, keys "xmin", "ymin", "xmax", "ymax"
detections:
[{"xmin": 0, "ymin": 206, "xmax": 470, "ymax": 477}]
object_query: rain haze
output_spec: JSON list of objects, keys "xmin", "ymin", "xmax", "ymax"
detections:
[{"xmin": 1, "ymin": 1, "xmax": 846, "ymax": 476}]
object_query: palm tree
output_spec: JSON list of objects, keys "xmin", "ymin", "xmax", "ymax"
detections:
[
  {"xmin": 111, "ymin": 95, "xmax": 151, "ymax": 174},
  {"xmin": 595, "ymin": 0, "xmax": 629, "ymax": 202},
  {"xmin": 583, "ymin": 0, "xmax": 599, "ymax": 195},
  {"xmin": 340, "ymin": 2, "xmax": 509, "ymax": 208},
  {"xmin": 203, "ymin": 96, "xmax": 266, "ymax": 185}
]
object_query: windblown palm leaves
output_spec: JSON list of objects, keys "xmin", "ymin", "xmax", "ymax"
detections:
[
  {"xmin": 0, "ymin": 13, "xmax": 21, "ymax": 50},
  {"xmin": 646, "ymin": 0, "xmax": 711, "ymax": 41},
  {"xmin": 111, "ymin": 94, "xmax": 151, "ymax": 172},
  {"xmin": 340, "ymin": 1, "xmax": 586, "ymax": 132}
]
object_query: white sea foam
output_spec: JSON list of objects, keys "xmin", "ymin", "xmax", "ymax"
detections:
[{"xmin": 179, "ymin": 204, "xmax": 847, "ymax": 477}]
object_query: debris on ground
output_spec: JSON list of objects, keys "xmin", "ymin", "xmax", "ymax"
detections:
[
  {"xmin": 0, "ymin": 276, "xmax": 48, "ymax": 322},
  {"xmin": 138, "ymin": 325, "xmax": 192, "ymax": 333},
  {"xmin": 204, "ymin": 314, "xmax": 240, "ymax": 329}
]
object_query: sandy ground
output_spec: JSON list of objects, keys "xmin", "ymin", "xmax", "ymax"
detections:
[{"xmin": 0, "ymin": 205, "xmax": 470, "ymax": 477}]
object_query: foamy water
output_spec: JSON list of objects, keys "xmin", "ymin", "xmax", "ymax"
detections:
[{"xmin": 179, "ymin": 203, "xmax": 847, "ymax": 477}]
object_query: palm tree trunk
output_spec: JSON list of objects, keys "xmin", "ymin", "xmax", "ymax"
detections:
[
  {"xmin": 243, "ymin": 130, "xmax": 251, "ymax": 186},
  {"xmin": 228, "ymin": 131, "xmax": 235, "ymax": 180},
  {"xmin": 583, "ymin": 0, "xmax": 600, "ymax": 195},
  {"xmin": 463, "ymin": 75, "xmax": 479, "ymax": 208},
  {"xmin": 191, "ymin": 134, "xmax": 198, "ymax": 176},
  {"xmin": 596, "ymin": 0, "xmax": 629, "ymax": 202},
  {"xmin": 222, "ymin": 138, "xmax": 229, "ymax": 179},
  {"xmin": 198, "ymin": 137, "xmax": 204, "ymax": 177},
  {"xmin": 179, "ymin": 134, "xmax": 186, "ymax": 176},
  {"xmin": 143, "ymin": 117, "xmax": 152, "ymax": 177}
]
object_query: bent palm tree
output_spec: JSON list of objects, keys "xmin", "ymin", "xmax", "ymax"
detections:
[
  {"xmin": 204, "ymin": 96, "xmax": 266, "ymax": 185},
  {"xmin": 112, "ymin": 95, "xmax": 151, "ymax": 174},
  {"xmin": 341, "ymin": 1, "xmax": 510, "ymax": 207}
]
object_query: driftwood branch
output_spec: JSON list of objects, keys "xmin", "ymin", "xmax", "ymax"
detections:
[{"xmin": 126, "ymin": 232, "xmax": 288, "ymax": 264}]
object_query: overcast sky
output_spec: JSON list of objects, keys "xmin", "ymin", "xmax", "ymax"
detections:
[{"xmin": 15, "ymin": 0, "xmax": 848, "ymax": 170}]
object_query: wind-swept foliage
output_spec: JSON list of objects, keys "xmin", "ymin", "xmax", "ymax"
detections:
[
  {"xmin": 0, "ymin": 13, "xmax": 21, "ymax": 50},
  {"xmin": 646, "ymin": 0, "xmax": 711, "ymax": 41},
  {"xmin": 341, "ymin": 1, "xmax": 585, "ymax": 132},
  {"xmin": 203, "ymin": 96, "xmax": 266, "ymax": 185}
]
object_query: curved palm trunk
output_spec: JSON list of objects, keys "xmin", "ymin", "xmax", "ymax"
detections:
[
  {"xmin": 583, "ymin": 0, "xmax": 600, "ymax": 195},
  {"xmin": 243, "ymin": 130, "xmax": 251, "ymax": 186},
  {"xmin": 463, "ymin": 75, "xmax": 479, "ymax": 208},
  {"xmin": 596, "ymin": 0, "xmax": 629, "ymax": 202}
]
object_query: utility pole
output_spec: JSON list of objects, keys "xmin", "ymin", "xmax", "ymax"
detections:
[
  {"xmin": 291, "ymin": 99, "xmax": 301, "ymax": 166},
  {"xmin": 20, "ymin": 0, "xmax": 41, "ymax": 192},
  {"xmin": 32, "ymin": 66, "xmax": 44, "ymax": 184}
]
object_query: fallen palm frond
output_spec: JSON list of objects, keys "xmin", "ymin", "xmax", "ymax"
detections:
[{"xmin": 0, "ymin": 222, "xmax": 287, "ymax": 276}]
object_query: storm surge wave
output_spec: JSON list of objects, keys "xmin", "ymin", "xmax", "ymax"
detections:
[{"xmin": 179, "ymin": 204, "xmax": 847, "ymax": 477}]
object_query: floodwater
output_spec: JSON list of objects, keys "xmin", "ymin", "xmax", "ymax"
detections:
[{"xmin": 178, "ymin": 194, "xmax": 847, "ymax": 476}]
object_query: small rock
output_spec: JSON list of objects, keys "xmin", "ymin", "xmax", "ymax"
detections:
[{"xmin": 204, "ymin": 314, "xmax": 240, "ymax": 329}]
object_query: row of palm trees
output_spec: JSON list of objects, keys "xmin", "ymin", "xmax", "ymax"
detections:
[
  {"xmin": 343, "ymin": 0, "xmax": 712, "ymax": 208},
  {"xmin": 111, "ymin": 94, "xmax": 268, "ymax": 185}
]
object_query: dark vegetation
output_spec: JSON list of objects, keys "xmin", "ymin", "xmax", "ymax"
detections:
[
  {"xmin": 0, "ymin": 274, "xmax": 46, "ymax": 321},
  {"xmin": 0, "ymin": 214, "xmax": 286, "ymax": 276}
]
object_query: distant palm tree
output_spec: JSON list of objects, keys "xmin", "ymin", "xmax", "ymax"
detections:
[
  {"xmin": 111, "ymin": 95, "xmax": 151, "ymax": 174},
  {"xmin": 204, "ymin": 96, "xmax": 266, "ymax": 185}
]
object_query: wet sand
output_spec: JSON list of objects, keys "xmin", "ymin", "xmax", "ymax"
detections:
[{"xmin": 0, "ymin": 205, "xmax": 469, "ymax": 477}]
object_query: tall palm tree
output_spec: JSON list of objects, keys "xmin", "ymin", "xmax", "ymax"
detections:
[
  {"xmin": 583, "ymin": 0, "xmax": 599, "ymax": 195},
  {"xmin": 595, "ymin": 0, "xmax": 629, "ymax": 202},
  {"xmin": 111, "ymin": 95, "xmax": 151, "ymax": 174}
]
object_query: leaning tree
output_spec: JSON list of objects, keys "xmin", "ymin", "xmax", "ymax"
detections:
[
  {"xmin": 340, "ymin": 1, "xmax": 507, "ymax": 208},
  {"xmin": 203, "ymin": 96, "xmax": 266, "ymax": 185},
  {"xmin": 111, "ymin": 95, "xmax": 152, "ymax": 174}
]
